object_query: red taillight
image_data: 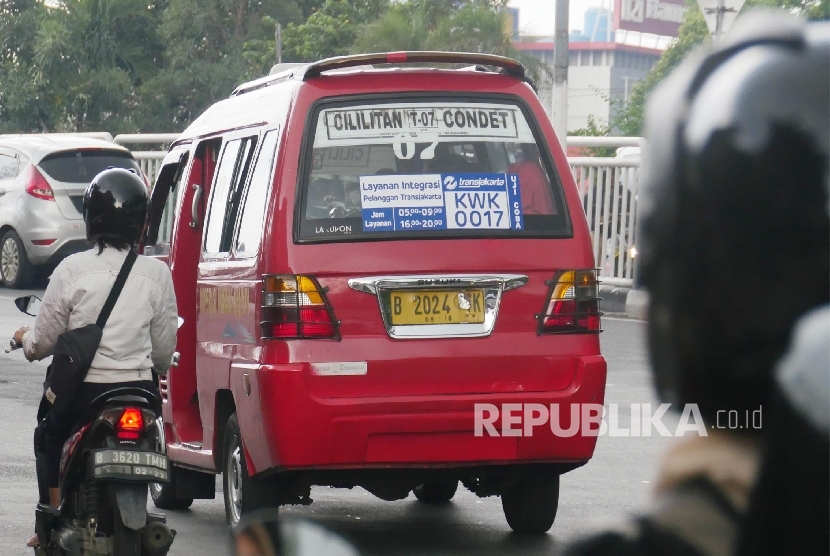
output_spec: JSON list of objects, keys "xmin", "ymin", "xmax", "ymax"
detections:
[
  {"xmin": 31, "ymin": 239, "xmax": 56, "ymax": 246},
  {"xmin": 116, "ymin": 407, "xmax": 144, "ymax": 439},
  {"xmin": 539, "ymin": 270, "xmax": 602, "ymax": 334},
  {"xmin": 261, "ymin": 275, "xmax": 338, "ymax": 339},
  {"xmin": 25, "ymin": 166, "xmax": 54, "ymax": 200}
]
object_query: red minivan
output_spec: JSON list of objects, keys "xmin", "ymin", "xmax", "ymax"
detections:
[{"xmin": 142, "ymin": 52, "xmax": 607, "ymax": 534}]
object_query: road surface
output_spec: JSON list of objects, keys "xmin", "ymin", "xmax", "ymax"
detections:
[{"xmin": 0, "ymin": 285, "xmax": 680, "ymax": 556}]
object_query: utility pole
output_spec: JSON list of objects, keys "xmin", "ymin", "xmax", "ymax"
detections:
[
  {"xmin": 275, "ymin": 22, "xmax": 282, "ymax": 64},
  {"xmin": 553, "ymin": 0, "xmax": 569, "ymax": 148}
]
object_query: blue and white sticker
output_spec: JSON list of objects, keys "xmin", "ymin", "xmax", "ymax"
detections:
[{"xmin": 358, "ymin": 173, "xmax": 523, "ymax": 232}]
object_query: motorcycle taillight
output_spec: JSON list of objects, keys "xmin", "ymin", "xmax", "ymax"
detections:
[{"xmin": 116, "ymin": 407, "xmax": 144, "ymax": 440}]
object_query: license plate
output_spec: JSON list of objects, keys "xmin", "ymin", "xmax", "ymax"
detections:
[
  {"xmin": 389, "ymin": 290, "xmax": 485, "ymax": 325},
  {"xmin": 92, "ymin": 449, "xmax": 169, "ymax": 482}
]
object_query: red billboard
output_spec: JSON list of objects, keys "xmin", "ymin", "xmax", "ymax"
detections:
[{"xmin": 614, "ymin": 0, "xmax": 687, "ymax": 37}]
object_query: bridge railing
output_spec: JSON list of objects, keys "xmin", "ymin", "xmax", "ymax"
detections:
[
  {"xmin": 114, "ymin": 133, "xmax": 180, "ymax": 186},
  {"xmin": 567, "ymin": 137, "xmax": 643, "ymax": 288}
]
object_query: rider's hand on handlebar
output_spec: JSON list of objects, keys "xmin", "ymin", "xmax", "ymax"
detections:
[{"xmin": 13, "ymin": 326, "xmax": 30, "ymax": 347}]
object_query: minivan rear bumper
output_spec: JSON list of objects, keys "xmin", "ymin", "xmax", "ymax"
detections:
[{"xmin": 244, "ymin": 355, "xmax": 607, "ymax": 475}]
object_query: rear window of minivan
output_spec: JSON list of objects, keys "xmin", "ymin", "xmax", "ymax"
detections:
[
  {"xmin": 39, "ymin": 150, "xmax": 140, "ymax": 183},
  {"xmin": 297, "ymin": 96, "xmax": 571, "ymax": 241}
]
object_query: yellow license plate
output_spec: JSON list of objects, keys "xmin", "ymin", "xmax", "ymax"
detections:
[{"xmin": 389, "ymin": 290, "xmax": 485, "ymax": 325}]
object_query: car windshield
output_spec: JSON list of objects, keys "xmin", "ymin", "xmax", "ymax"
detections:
[
  {"xmin": 297, "ymin": 98, "xmax": 570, "ymax": 241},
  {"xmin": 38, "ymin": 150, "xmax": 140, "ymax": 183}
]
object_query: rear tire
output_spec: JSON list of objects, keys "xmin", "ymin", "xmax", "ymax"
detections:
[
  {"xmin": 150, "ymin": 467, "xmax": 194, "ymax": 510},
  {"xmin": 222, "ymin": 413, "xmax": 279, "ymax": 530},
  {"xmin": 113, "ymin": 508, "xmax": 142, "ymax": 556},
  {"xmin": 0, "ymin": 230, "xmax": 34, "ymax": 289},
  {"xmin": 501, "ymin": 469, "xmax": 560, "ymax": 534},
  {"xmin": 413, "ymin": 478, "xmax": 458, "ymax": 504}
]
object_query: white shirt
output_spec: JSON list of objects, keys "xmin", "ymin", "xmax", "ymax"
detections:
[{"xmin": 22, "ymin": 246, "xmax": 178, "ymax": 383}]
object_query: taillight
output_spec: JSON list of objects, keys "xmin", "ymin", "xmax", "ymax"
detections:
[
  {"xmin": 261, "ymin": 275, "xmax": 338, "ymax": 339},
  {"xmin": 116, "ymin": 407, "xmax": 145, "ymax": 440},
  {"xmin": 538, "ymin": 270, "xmax": 602, "ymax": 334},
  {"xmin": 25, "ymin": 166, "xmax": 54, "ymax": 200}
]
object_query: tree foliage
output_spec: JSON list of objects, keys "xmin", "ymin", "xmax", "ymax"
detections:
[
  {"xmin": 569, "ymin": 115, "xmax": 616, "ymax": 156},
  {"xmin": 0, "ymin": 0, "xmax": 47, "ymax": 132},
  {"xmin": 284, "ymin": 0, "xmax": 389, "ymax": 61},
  {"xmin": 137, "ymin": 0, "xmax": 302, "ymax": 131},
  {"xmin": 354, "ymin": 0, "xmax": 510, "ymax": 53},
  {"xmin": 352, "ymin": 0, "xmax": 550, "ymax": 88},
  {"xmin": 0, "ymin": 0, "xmax": 164, "ymax": 132},
  {"xmin": 15, "ymin": 0, "xmax": 818, "ymax": 135}
]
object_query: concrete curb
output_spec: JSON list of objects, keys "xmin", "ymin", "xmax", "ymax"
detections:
[{"xmin": 599, "ymin": 286, "xmax": 649, "ymax": 319}]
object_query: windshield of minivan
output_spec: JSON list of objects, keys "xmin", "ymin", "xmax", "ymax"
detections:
[
  {"xmin": 39, "ymin": 150, "xmax": 140, "ymax": 183},
  {"xmin": 297, "ymin": 99, "xmax": 570, "ymax": 241}
]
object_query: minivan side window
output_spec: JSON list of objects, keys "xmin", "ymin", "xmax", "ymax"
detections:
[
  {"xmin": 234, "ymin": 129, "xmax": 280, "ymax": 257},
  {"xmin": 203, "ymin": 137, "xmax": 256, "ymax": 254}
]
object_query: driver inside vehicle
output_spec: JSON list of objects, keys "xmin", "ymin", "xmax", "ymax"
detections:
[
  {"xmin": 307, "ymin": 176, "xmax": 346, "ymax": 219},
  {"xmin": 343, "ymin": 181, "xmax": 362, "ymax": 216}
]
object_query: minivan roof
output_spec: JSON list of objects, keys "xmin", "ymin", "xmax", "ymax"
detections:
[
  {"xmin": 175, "ymin": 52, "xmax": 534, "ymax": 146},
  {"xmin": 231, "ymin": 51, "xmax": 530, "ymax": 97}
]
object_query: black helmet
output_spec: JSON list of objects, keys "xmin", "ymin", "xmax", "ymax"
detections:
[
  {"xmin": 637, "ymin": 11, "xmax": 829, "ymax": 423},
  {"xmin": 83, "ymin": 167, "xmax": 148, "ymax": 244}
]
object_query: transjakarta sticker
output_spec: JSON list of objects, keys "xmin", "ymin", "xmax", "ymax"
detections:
[
  {"xmin": 315, "ymin": 102, "xmax": 537, "ymax": 147},
  {"xmin": 359, "ymin": 173, "xmax": 524, "ymax": 232}
]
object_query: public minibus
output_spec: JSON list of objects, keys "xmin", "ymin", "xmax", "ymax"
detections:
[{"xmin": 141, "ymin": 52, "xmax": 607, "ymax": 534}]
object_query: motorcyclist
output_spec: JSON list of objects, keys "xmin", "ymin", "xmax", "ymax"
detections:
[
  {"xmin": 13, "ymin": 168, "xmax": 178, "ymax": 548},
  {"xmin": 564, "ymin": 10, "xmax": 828, "ymax": 555}
]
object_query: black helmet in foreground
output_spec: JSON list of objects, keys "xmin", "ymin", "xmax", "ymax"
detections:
[
  {"xmin": 83, "ymin": 167, "xmax": 148, "ymax": 244},
  {"xmin": 636, "ymin": 11, "xmax": 829, "ymax": 424}
]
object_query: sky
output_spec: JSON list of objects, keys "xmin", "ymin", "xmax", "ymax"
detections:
[{"xmin": 508, "ymin": 0, "xmax": 610, "ymax": 37}]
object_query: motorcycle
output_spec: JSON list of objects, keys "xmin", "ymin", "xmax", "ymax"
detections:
[{"xmin": 7, "ymin": 295, "xmax": 177, "ymax": 556}]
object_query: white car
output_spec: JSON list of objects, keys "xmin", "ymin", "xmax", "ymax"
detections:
[{"xmin": 0, "ymin": 135, "xmax": 145, "ymax": 288}]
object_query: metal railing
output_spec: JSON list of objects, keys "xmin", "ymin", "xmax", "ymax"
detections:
[
  {"xmin": 114, "ymin": 134, "xmax": 180, "ymax": 185},
  {"xmin": 568, "ymin": 137, "xmax": 644, "ymax": 288},
  {"xmin": 110, "ymin": 133, "xmax": 644, "ymax": 287}
]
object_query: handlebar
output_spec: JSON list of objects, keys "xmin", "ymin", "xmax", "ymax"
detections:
[{"xmin": 5, "ymin": 339, "xmax": 20, "ymax": 354}]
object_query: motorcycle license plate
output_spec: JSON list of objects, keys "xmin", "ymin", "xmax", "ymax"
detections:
[
  {"xmin": 389, "ymin": 289, "xmax": 485, "ymax": 325},
  {"xmin": 92, "ymin": 449, "xmax": 169, "ymax": 482}
]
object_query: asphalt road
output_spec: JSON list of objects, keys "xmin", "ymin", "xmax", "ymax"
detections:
[{"xmin": 0, "ymin": 285, "xmax": 680, "ymax": 556}]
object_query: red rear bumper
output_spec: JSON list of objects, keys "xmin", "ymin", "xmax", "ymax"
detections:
[{"xmin": 243, "ymin": 355, "xmax": 607, "ymax": 475}]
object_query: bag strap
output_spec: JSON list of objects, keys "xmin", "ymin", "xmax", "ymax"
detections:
[{"xmin": 96, "ymin": 249, "xmax": 138, "ymax": 329}]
